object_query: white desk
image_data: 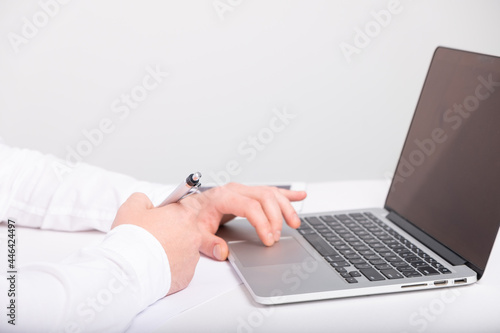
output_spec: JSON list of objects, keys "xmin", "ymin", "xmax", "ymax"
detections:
[{"xmin": 3, "ymin": 180, "xmax": 500, "ymax": 332}]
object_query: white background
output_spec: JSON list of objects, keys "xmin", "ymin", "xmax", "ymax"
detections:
[{"xmin": 1, "ymin": 0, "xmax": 499, "ymax": 185}]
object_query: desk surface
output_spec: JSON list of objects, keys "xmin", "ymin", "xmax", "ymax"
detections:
[{"xmin": 3, "ymin": 180, "xmax": 500, "ymax": 333}]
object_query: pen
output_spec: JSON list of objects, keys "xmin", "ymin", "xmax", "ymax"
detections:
[{"xmin": 157, "ymin": 172, "xmax": 202, "ymax": 207}]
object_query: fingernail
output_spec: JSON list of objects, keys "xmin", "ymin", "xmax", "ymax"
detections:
[
  {"xmin": 267, "ymin": 232, "xmax": 275, "ymax": 245},
  {"xmin": 274, "ymin": 230, "xmax": 281, "ymax": 242},
  {"xmin": 213, "ymin": 244, "xmax": 222, "ymax": 260}
]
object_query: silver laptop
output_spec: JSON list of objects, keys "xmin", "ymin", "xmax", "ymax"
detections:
[{"xmin": 218, "ymin": 47, "xmax": 500, "ymax": 304}]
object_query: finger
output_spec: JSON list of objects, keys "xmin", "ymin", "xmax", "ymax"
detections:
[
  {"xmin": 277, "ymin": 188, "xmax": 307, "ymax": 202},
  {"xmin": 274, "ymin": 191, "xmax": 302, "ymax": 229},
  {"xmin": 199, "ymin": 229, "xmax": 229, "ymax": 261},
  {"xmin": 215, "ymin": 191, "xmax": 275, "ymax": 246},
  {"xmin": 255, "ymin": 190, "xmax": 286, "ymax": 242},
  {"xmin": 226, "ymin": 185, "xmax": 305, "ymax": 236}
]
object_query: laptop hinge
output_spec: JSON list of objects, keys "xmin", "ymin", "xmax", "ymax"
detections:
[{"xmin": 386, "ymin": 211, "xmax": 466, "ymax": 266}]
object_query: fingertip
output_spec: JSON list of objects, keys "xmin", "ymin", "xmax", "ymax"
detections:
[
  {"xmin": 287, "ymin": 211, "xmax": 301, "ymax": 229},
  {"xmin": 274, "ymin": 229, "xmax": 281, "ymax": 242},
  {"xmin": 213, "ymin": 244, "xmax": 223, "ymax": 260},
  {"xmin": 265, "ymin": 232, "xmax": 275, "ymax": 246},
  {"xmin": 212, "ymin": 239, "xmax": 229, "ymax": 261}
]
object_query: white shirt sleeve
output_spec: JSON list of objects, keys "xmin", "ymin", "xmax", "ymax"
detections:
[
  {"xmin": 0, "ymin": 143, "xmax": 175, "ymax": 332},
  {"xmin": 0, "ymin": 142, "xmax": 174, "ymax": 232}
]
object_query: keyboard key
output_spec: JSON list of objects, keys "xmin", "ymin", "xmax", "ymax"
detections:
[
  {"xmin": 418, "ymin": 266, "xmax": 440, "ymax": 276},
  {"xmin": 354, "ymin": 263, "xmax": 372, "ymax": 269},
  {"xmin": 345, "ymin": 277, "xmax": 358, "ymax": 284},
  {"xmin": 425, "ymin": 258, "xmax": 438, "ymax": 264},
  {"xmin": 349, "ymin": 259, "xmax": 366, "ymax": 265},
  {"xmin": 319, "ymin": 231, "xmax": 335, "ymax": 237},
  {"xmin": 298, "ymin": 229, "xmax": 316, "ymax": 235},
  {"xmin": 397, "ymin": 266, "xmax": 415, "ymax": 272},
  {"xmin": 377, "ymin": 234, "xmax": 391, "ymax": 240},
  {"xmin": 339, "ymin": 249, "xmax": 356, "ymax": 256},
  {"xmin": 393, "ymin": 247, "xmax": 408, "ymax": 253},
  {"xmin": 335, "ymin": 267, "xmax": 347, "ymax": 273},
  {"xmin": 373, "ymin": 246, "xmax": 390, "ymax": 253},
  {"xmin": 391, "ymin": 261, "xmax": 409, "ymax": 268},
  {"xmin": 320, "ymin": 215, "xmax": 336, "ymax": 222},
  {"xmin": 353, "ymin": 245, "xmax": 370, "ymax": 251},
  {"xmin": 359, "ymin": 268, "xmax": 385, "ymax": 281},
  {"xmin": 349, "ymin": 271, "xmax": 361, "ymax": 277},
  {"xmin": 364, "ymin": 238, "xmax": 377, "ymax": 244},
  {"xmin": 374, "ymin": 264, "xmax": 392, "ymax": 270},
  {"xmin": 303, "ymin": 234, "xmax": 337, "ymax": 256},
  {"xmin": 364, "ymin": 255, "xmax": 381, "ymax": 260},
  {"xmin": 305, "ymin": 216, "xmax": 324, "ymax": 225},
  {"xmin": 380, "ymin": 251, "xmax": 396, "ymax": 257},
  {"xmin": 398, "ymin": 251, "xmax": 413, "ymax": 258},
  {"xmin": 403, "ymin": 271, "xmax": 422, "ymax": 277},
  {"xmin": 331, "ymin": 261, "xmax": 350, "ymax": 268},
  {"xmin": 412, "ymin": 261, "xmax": 429, "ymax": 268},
  {"xmin": 324, "ymin": 255, "xmax": 344, "ymax": 262},
  {"xmin": 340, "ymin": 272, "xmax": 351, "ymax": 278},
  {"xmin": 369, "ymin": 259, "xmax": 386, "ymax": 265},
  {"xmin": 386, "ymin": 256, "xmax": 400, "ymax": 262},
  {"xmin": 344, "ymin": 254, "xmax": 361, "ymax": 260},
  {"xmin": 405, "ymin": 256, "xmax": 421, "ymax": 263},
  {"xmin": 380, "ymin": 269, "xmax": 404, "ymax": 279},
  {"xmin": 438, "ymin": 267, "xmax": 452, "ymax": 274}
]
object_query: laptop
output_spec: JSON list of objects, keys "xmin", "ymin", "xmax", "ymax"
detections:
[{"xmin": 217, "ymin": 47, "xmax": 500, "ymax": 304}]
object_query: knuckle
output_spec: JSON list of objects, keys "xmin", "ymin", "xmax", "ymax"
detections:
[
  {"xmin": 247, "ymin": 200, "xmax": 261, "ymax": 211},
  {"xmin": 262, "ymin": 190, "xmax": 276, "ymax": 201}
]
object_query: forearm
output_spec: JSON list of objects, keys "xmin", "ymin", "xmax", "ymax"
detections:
[
  {"xmin": 0, "ymin": 143, "xmax": 172, "ymax": 232},
  {"xmin": 0, "ymin": 224, "xmax": 171, "ymax": 332}
]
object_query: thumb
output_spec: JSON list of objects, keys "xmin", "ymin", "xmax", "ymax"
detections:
[{"xmin": 199, "ymin": 230, "xmax": 229, "ymax": 261}]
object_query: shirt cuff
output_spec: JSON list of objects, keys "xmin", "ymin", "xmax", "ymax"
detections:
[{"xmin": 99, "ymin": 224, "xmax": 171, "ymax": 307}]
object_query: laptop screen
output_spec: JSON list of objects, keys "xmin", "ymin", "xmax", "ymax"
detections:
[{"xmin": 385, "ymin": 47, "xmax": 500, "ymax": 273}]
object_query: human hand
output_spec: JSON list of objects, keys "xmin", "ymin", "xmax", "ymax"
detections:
[
  {"xmin": 180, "ymin": 183, "xmax": 307, "ymax": 261},
  {"xmin": 111, "ymin": 193, "xmax": 202, "ymax": 295}
]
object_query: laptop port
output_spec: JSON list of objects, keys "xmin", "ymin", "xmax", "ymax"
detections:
[
  {"xmin": 401, "ymin": 283, "xmax": 427, "ymax": 289},
  {"xmin": 434, "ymin": 280, "xmax": 447, "ymax": 286},
  {"xmin": 454, "ymin": 278, "xmax": 467, "ymax": 285}
]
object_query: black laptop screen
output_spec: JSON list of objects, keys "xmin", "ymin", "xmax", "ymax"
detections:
[{"xmin": 385, "ymin": 47, "xmax": 500, "ymax": 273}]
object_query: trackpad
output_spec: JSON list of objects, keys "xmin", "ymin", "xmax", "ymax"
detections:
[{"xmin": 229, "ymin": 237, "xmax": 315, "ymax": 267}]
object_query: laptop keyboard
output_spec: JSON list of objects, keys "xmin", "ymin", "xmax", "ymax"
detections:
[{"xmin": 298, "ymin": 212, "xmax": 451, "ymax": 284}]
